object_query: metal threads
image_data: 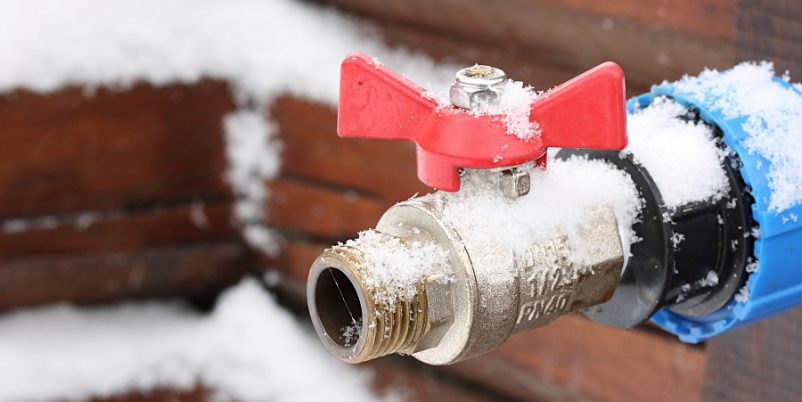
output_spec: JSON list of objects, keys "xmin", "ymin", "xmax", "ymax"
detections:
[
  {"xmin": 308, "ymin": 246, "xmax": 430, "ymax": 364},
  {"xmin": 362, "ymin": 279, "xmax": 429, "ymax": 361}
]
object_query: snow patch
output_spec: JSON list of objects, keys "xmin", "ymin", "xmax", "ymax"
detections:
[
  {"xmin": 470, "ymin": 80, "xmax": 542, "ymax": 141},
  {"xmin": 428, "ymin": 157, "xmax": 642, "ymax": 264},
  {"xmin": 697, "ymin": 271, "xmax": 719, "ymax": 288},
  {"xmin": 1, "ymin": 216, "xmax": 59, "ymax": 233},
  {"xmin": 224, "ymin": 110, "xmax": 281, "ymax": 254},
  {"xmin": 671, "ymin": 232, "xmax": 686, "ymax": 248},
  {"xmin": 341, "ymin": 318, "xmax": 363, "ymax": 347},
  {"xmin": 626, "ymin": 97, "xmax": 728, "ymax": 208},
  {"xmin": 336, "ymin": 230, "xmax": 453, "ymax": 307},
  {"xmin": 1, "ymin": 211, "xmax": 113, "ymax": 234},
  {"xmin": 189, "ymin": 200, "xmax": 210, "ymax": 229},
  {"xmin": 424, "ymin": 79, "xmax": 541, "ymax": 140},
  {"xmin": 0, "ymin": 279, "xmax": 390, "ymax": 402},
  {"xmin": 734, "ymin": 284, "xmax": 751, "ymax": 303},
  {"xmin": 673, "ymin": 62, "xmax": 802, "ymax": 213}
]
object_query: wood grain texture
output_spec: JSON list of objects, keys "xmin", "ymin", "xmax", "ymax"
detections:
[
  {"xmin": 325, "ymin": 0, "xmax": 736, "ymax": 89},
  {"xmin": 0, "ymin": 242, "xmax": 253, "ymax": 309},
  {"xmin": 0, "ymin": 81, "xmax": 235, "ymax": 219},
  {"xmin": 481, "ymin": 316, "xmax": 704, "ymax": 402},
  {"xmin": 702, "ymin": 307, "xmax": 802, "ymax": 402},
  {"xmin": 543, "ymin": 0, "xmax": 736, "ymax": 41},
  {"xmin": 274, "ymin": 97, "xmax": 430, "ymax": 202},
  {"xmin": 267, "ymin": 177, "xmax": 389, "ymax": 239},
  {"xmin": 736, "ymin": 0, "xmax": 802, "ymax": 75},
  {"xmin": 0, "ymin": 202, "xmax": 236, "ymax": 260}
]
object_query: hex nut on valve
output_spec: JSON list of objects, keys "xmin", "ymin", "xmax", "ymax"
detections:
[
  {"xmin": 499, "ymin": 168, "xmax": 531, "ymax": 198},
  {"xmin": 449, "ymin": 64, "xmax": 507, "ymax": 110}
]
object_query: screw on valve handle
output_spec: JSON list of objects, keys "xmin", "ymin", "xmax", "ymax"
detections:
[{"xmin": 338, "ymin": 52, "xmax": 628, "ymax": 192}]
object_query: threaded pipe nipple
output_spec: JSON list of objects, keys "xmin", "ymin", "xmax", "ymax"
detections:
[{"xmin": 307, "ymin": 246, "xmax": 430, "ymax": 363}]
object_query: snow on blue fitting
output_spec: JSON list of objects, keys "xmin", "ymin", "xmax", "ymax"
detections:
[{"xmin": 627, "ymin": 77, "xmax": 802, "ymax": 343}]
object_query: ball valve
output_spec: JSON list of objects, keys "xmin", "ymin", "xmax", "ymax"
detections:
[
  {"xmin": 307, "ymin": 53, "xmax": 802, "ymax": 365},
  {"xmin": 307, "ymin": 52, "xmax": 630, "ymax": 364},
  {"xmin": 336, "ymin": 52, "xmax": 627, "ymax": 192}
]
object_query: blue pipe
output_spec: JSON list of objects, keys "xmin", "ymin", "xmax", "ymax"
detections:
[{"xmin": 634, "ymin": 75, "xmax": 802, "ymax": 342}]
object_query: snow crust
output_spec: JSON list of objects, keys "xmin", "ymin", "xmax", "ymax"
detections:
[
  {"xmin": 698, "ymin": 271, "xmax": 719, "ymax": 288},
  {"xmin": 0, "ymin": 280, "xmax": 391, "ymax": 402},
  {"xmin": 224, "ymin": 110, "xmax": 282, "ymax": 254},
  {"xmin": 428, "ymin": 157, "xmax": 642, "ymax": 264},
  {"xmin": 2, "ymin": 211, "xmax": 109, "ymax": 233},
  {"xmin": 424, "ymin": 79, "xmax": 541, "ymax": 140},
  {"xmin": 673, "ymin": 62, "xmax": 802, "ymax": 213},
  {"xmin": 626, "ymin": 97, "xmax": 728, "ymax": 208},
  {"xmin": 0, "ymin": 0, "xmax": 453, "ymax": 103},
  {"xmin": 470, "ymin": 80, "xmax": 542, "ymax": 141},
  {"xmin": 734, "ymin": 285, "xmax": 751, "ymax": 303},
  {"xmin": 337, "ymin": 230, "xmax": 453, "ymax": 307}
]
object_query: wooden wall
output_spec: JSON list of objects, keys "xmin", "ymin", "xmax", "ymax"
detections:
[{"xmin": 1, "ymin": 0, "xmax": 799, "ymax": 401}]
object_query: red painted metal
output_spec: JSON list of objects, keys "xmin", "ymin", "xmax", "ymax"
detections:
[{"xmin": 338, "ymin": 52, "xmax": 628, "ymax": 191}]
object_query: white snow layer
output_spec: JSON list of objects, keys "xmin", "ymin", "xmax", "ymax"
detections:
[
  {"xmin": 423, "ymin": 79, "xmax": 542, "ymax": 140},
  {"xmin": 673, "ymin": 62, "xmax": 802, "ymax": 213},
  {"xmin": 626, "ymin": 97, "xmax": 728, "ymax": 208},
  {"xmin": 338, "ymin": 230, "xmax": 453, "ymax": 307},
  {"xmin": 0, "ymin": 280, "xmax": 392, "ymax": 402},
  {"xmin": 430, "ymin": 157, "xmax": 643, "ymax": 264},
  {"xmin": 224, "ymin": 110, "xmax": 282, "ymax": 254},
  {"xmin": 0, "ymin": 0, "xmax": 455, "ymax": 252},
  {"xmin": 470, "ymin": 80, "xmax": 542, "ymax": 141},
  {"xmin": 0, "ymin": 0, "xmax": 453, "ymax": 103}
]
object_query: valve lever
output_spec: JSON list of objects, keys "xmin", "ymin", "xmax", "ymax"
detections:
[{"xmin": 338, "ymin": 52, "xmax": 628, "ymax": 191}]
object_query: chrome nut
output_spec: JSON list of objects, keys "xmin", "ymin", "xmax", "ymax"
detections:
[
  {"xmin": 449, "ymin": 65, "xmax": 507, "ymax": 110},
  {"xmin": 499, "ymin": 168, "xmax": 531, "ymax": 198}
]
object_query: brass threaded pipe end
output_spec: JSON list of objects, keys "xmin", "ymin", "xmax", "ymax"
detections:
[{"xmin": 307, "ymin": 246, "xmax": 430, "ymax": 363}]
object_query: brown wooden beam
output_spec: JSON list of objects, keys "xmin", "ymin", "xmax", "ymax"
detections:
[
  {"xmin": 736, "ymin": 0, "xmax": 802, "ymax": 75},
  {"xmin": 323, "ymin": 0, "xmax": 737, "ymax": 90},
  {"xmin": 0, "ymin": 242, "xmax": 253, "ymax": 310},
  {"xmin": 0, "ymin": 81, "xmax": 235, "ymax": 219},
  {"xmin": 703, "ymin": 307, "xmax": 802, "ymax": 402}
]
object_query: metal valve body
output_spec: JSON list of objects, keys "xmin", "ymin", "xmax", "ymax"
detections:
[
  {"xmin": 308, "ymin": 190, "xmax": 624, "ymax": 364},
  {"xmin": 308, "ymin": 53, "xmax": 631, "ymax": 364}
]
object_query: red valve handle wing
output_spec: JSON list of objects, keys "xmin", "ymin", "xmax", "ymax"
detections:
[{"xmin": 338, "ymin": 52, "xmax": 627, "ymax": 191}]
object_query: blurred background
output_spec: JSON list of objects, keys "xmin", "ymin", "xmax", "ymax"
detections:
[{"xmin": 0, "ymin": 0, "xmax": 797, "ymax": 401}]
